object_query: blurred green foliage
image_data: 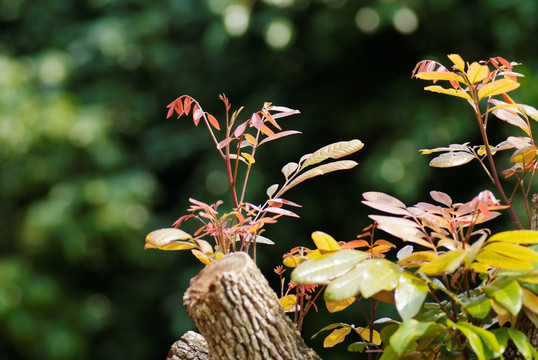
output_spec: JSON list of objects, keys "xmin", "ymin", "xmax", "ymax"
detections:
[{"xmin": 1, "ymin": 0, "xmax": 538, "ymax": 359}]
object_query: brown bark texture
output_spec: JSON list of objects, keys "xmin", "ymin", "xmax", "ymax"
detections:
[
  {"xmin": 166, "ymin": 331, "xmax": 209, "ymax": 360},
  {"xmin": 504, "ymin": 194, "xmax": 538, "ymax": 359},
  {"xmin": 180, "ymin": 252, "xmax": 322, "ymax": 360}
]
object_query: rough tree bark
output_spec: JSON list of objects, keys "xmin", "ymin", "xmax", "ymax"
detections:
[
  {"xmin": 504, "ymin": 194, "xmax": 538, "ymax": 359},
  {"xmin": 169, "ymin": 252, "xmax": 321, "ymax": 360}
]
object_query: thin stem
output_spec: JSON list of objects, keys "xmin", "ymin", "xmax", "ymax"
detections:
[{"xmin": 471, "ymin": 93, "xmax": 523, "ymax": 229}]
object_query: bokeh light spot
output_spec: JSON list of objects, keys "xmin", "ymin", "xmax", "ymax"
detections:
[
  {"xmin": 223, "ymin": 4, "xmax": 250, "ymax": 36},
  {"xmin": 355, "ymin": 7, "xmax": 380, "ymax": 33},
  {"xmin": 393, "ymin": 8, "xmax": 419, "ymax": 34},
  {"xmin": 380, "ymin": 158, "xmax": 405, "ymax": 183},
  {"xmin": 265, "ymin": 18, "xmax": 294, "ymax": 49},
  {"xmin": 206, "ymin": 170, "xmax": 229, "ymax": 195}
]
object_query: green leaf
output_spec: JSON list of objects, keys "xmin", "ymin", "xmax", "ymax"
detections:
[
  {"xmin": 423, "ymin": 85, "xmax": 472, "ymax": 100},
  {"xmin": 492, "ymin": 328, "xmax": 509, "ymax": 353},
  {"xmin": 463, "ymin": 294, "xmax": 491, "ymax": 319},
  {"xmin": 483, "ymin": 278, "xmax": 522, "ymax": 316},
  {"xmin": 300, "ymin": 139, "xmax": 364, "ymax": 169},
  {"xmin": 291, "ymin": 250, "xmax": 368, "ymax": 284},
  {"xmin": 507, "ymin": 328, "xmax": 538, "ymax": 360},
  {"xmin": 452, "ymin": 321, "xmax": 501, "ymax": 359},
  {"xmin": 418, "ymin": 249, "xmax": 467, "ymax": 275},
  {"xmin": 347, "ymin": 342, "xmax": 369, "ymax": 352},
  {"xmin": 283, "ymin": 160, "xmax": 358, "ymax": 192},
  {"xmin": 395, "ymin": 273, "xmax": 429, "ymax": 320},
  {"xmin": 379, "ymin": 345, "xmax": 398, "ymax": 360},
  {"xmin": 389, "ymin": 319, "xmax": 431, "ymax": 355},
  {"xmin": 478, "ymin": 78, "xmax": 520, "ymax": 100},
  {"xmin": 487, "ymin": 230, "xmax": 538, "ymax": 244}
]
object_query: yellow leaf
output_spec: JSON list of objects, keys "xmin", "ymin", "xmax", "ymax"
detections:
[
  {"xmin": 490, "ymin": 299, "xmax": 515, "ymax": 327},
  {"xmin": 487, "ymin": 230, "xmax": 538, "ymax": 244},
  {"xmin": 306, "ymin": 249, "xmax": 322, "ymax": 259},
  {"xmin": 521, "ymin": 270, "xmax": 538, "ymax": 284},
  {"xmin": 398, "ymin": 251, "xmax": 437, "ymax": 267},
  {"xmin": 241, "ymin": 152, "xmax": 256, "ymax": 165},
  {"xmin": 424, "ymin": 85, "xmax": 472, "ymax": 100},
  {"xmin": 325, "ymin": 297, "xmax": 355, "ymax": 313},
  {"xmin": 475, "ymin": 250, "xmax": 533, "ymax": 270},
  {"xmin": 483, "ymin": 242, "xmax": 538, "ymax": 262},
  {"xmin": 521, "ymin": 287, "xmax": 538, "ymax": 313},
  {"xmin": 283, "ymin": 256, "xmax": 304, "ymax": 268},
  {"xmin": 509, "ymin": 146, "xmax": 537, "ymax": 164},
  {"xmin": 324, "ymin": 326, "xmax": 351, "ymax": 348},
  {"xmin": 214, "ymin": 252, "xmax": 224, "ymax": 260},
  {"xmin": 470, "ymin": 262, "xmax": 490, "ymax": 273},
  {"xmin": 418, "ymin": 249, "xmax": 467, "ymax": 275},
  {"xmin": 312, "ymin": 231, "xmax": 341, "ymax": 252},
  {"xmin": 279, "ymin": 295, "xmax": 297, "ymax": 311},
  {"xmin": 145, "ymin": 228, "xmax": 195, "ymax": 250},
  {"xmin": 191, "ymin": 249, "xmax": 212, "ymax": 265},
  {"xmin": 357, "ymin": 327, "xmax": 382, "ymax": 345},
  {"xmin": 447, "ymin": 54, "xmax": 465, "ymax": 72},
  {"xmin": 244, "ymin": 133, "xmax": 258, "ymax": 145},
  {"xmin": 466, "ymin": 62, "xmax": 489, "ymax": 84},
  {"xmin": 478, "ymin": 79, "xmax": 520, "ymax": 101},
  {"xmin": 414, "ymin": 71, "xmax": 464, "ymax": 82}
]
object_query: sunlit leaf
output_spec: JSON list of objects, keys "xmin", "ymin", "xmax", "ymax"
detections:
[
  {"xmin": 191, "ymin": 249, "xmax": 212, "ymax": 265},
  {"xmin": 300, "ymin": 139, "xmax": 364, "ymax": 169},
  {"xmin": 291, "ymin": 250, "xmax": 368, "ymax": 284},
  {"xmin": 144, "ymin": 228, "xmax": 195, "ymax": 250},
  {"xmin": 463, "ymin": 294, "xmax": 491, "ymax": 319},
  {"xmin": 484, "ymin": 278, "xmax": 522, "ymax": 316},
  {"xmin": 521, "ymin": 104, "xmax": 538, "ymax": 122},
  {"xmin": 325, "ymin": 296, "xmax": 355, "ymax": 313},
  {"xmin": 356, "ymin": 327, "xmax": 382, "ymax": 345},
  {"xmin": 429, "ymin": 191, "xmax": 452, "ymax": 207},
  {"xmin": 398, "ymin": 251, "xmax": 437, "ymax": 267},
  {"xmin": 323, "ymin": 326, "xmax": 351, "ymax": 348},
  {"xmin": 429, "ymin": 151, "xmax": 475, "ymax": 168},
  {"xmin": 241, "ymin": 152, "xmax": 255, "ymax": 165},
  {"xmin": 475, "ymin": 251, "xmax": 533, "ymax": 270},
  {"xmin": 466, "ymin": 62, "xmax": 489, "ymax": 84},
  {"xmin": 510, "ymin": 145, "xmax": 537, "ymax": 164},
  {"xmin": 325, "ymin": 259, "xmax": 399, "ymax": 301},
  {"xmin": 418, "ymin": 249, "xmax": 467, "ymax": 275},
  {"xmin": 283, "ymin": 160, "xmax": 358, "ymax": 192},
  {"xmin": 483, "ymin": 242, "xmax": 538, "ymax": 262},
  {"xmin": 423, "ymin": 85, "xmax": 472, "ymax": 100},
  {"xmin": 312, "ymin": 231, "xmax": 341, "ymax": 252},
  {"xmin": 447, "ymin": 54, "xmax": 465, "ymax": 72},
  {"xmin": 478, "ymin": 78, "xmax": 520, "ymax": 101},
  {"xmin": 266, "ymin": 184, "xmax": 278, "ymax": 198},
  {"xmin": 521, "ymin": 287, "xmax": 538, "ymax": 313},
  {"xmin": 488, "ymin": 230, "xmax": 538, "ymax": 244},
  {"xmin": 258, "ymin": 130, "xmax": 302, "ymax": 145},
  {"xmin": 389, "ymin": 319, "xmax": 432, "ymax": 355},
  {"xmin": 491, "ymin": 104, "xmax": 531, "ymax": 136},
  {"xmin": 283, "ymin": 256, "xmax": 303, "ymax": 268},
  {"xmin": 264, "ymin": 206, "xmax": 299, "ymax": 218},
  {"xmin": 281, "ymin": 162, "xmax": 299, "ymax": 179},
  {"xmin": 279, "ymin": 295, "xmax": 297, "ymax": 311},
  {"xmin": 243, "ymin": 133, "xmax": 257, "ymax": 146},
  {"xmin": 414, "ymin": 71, "xmax": 464, "ymax": 82},
  {"xmin": 452, "ymin": 320, "xmax": 501, "ymax": 360},
  {"xmin": 396, "ymin": 245, "xmax": 414, "ymax": 260},
  {"xmin": 362, "ymin": 191, "xmax": 410, "ymax": 216},
  {"xmin": 395, "ymin": 273, "xmax": 428, "ymax": 320},
  {"xmin": 311, "ymin": 322, "xmax": 349, "ymax": 340},
  {"xmin": 369, "ymin": 215, "xmax": 433, "ymax": 249}
]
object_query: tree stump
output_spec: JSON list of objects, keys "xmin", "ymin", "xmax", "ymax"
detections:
[
  {"xmin": 175, "ymin": 252, "xmax": 321, "ymax": 360},
  {"xmin": 504, "ymin": 194, "xmax": 538, "ymax": 359}
]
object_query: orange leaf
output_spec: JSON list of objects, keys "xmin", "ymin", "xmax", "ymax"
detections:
[
  {"xmin": 244, "ymin": 133, "xmax": 258, "ymax": 146},
  {"xmin": 183, "ymin": 97, "xmax": 192, "ymax": 115},
  {"xmin": 326, "ymin": 297, "xmax": 356, "ymax": 313},
  {"xmin": 206, "ymin": 113, "xmax": 220, "ymax": 130},
  {"xmin": 192, "ymin": 104, "xmax": 202, "ymax": 126}
]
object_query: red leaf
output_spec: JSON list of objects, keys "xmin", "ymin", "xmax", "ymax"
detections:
[
  {"xmin": 207, "ymin": 113, "xmax": 220, "ymax": 130},
  {"xmin": 166, "ymin": 100, "xmax": 176, "ymax": 118},
  {"xmin": 192, "ymin": 104, "xmax": 202, "ymax": 126},
  {"xmin": 183, "ymin": 97, "xmax": 192, "ymax": 115}
]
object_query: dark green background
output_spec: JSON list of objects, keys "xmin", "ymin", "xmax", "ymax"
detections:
[{"xmin": 1, "ymin": 0, "xmax": 538, "ymax": 359}]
